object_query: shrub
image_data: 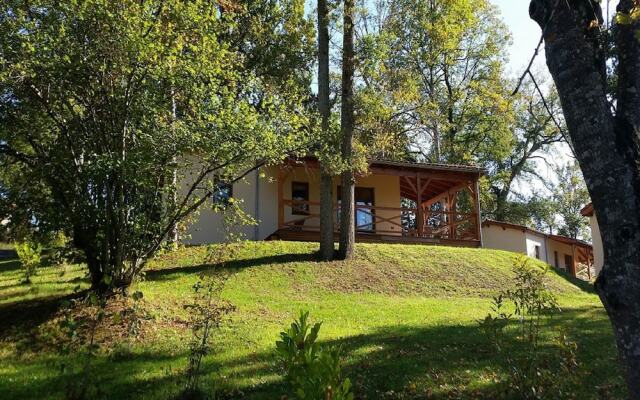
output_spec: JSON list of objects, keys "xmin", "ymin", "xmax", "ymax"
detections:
[
  {"xmin": 14, "ymin": 239, "xmax": 43, "ymax": 283},
  {"xmin": 177, "ymin": 199, "xmax": 251, "ymax": 399},
  {"xmin": 480, "ymin": 255, "xmax": 579, "ymax": 399},
  {"xmin": 44, "ymin": 231, "xmax": 73, "ymax": 266},
  {"xmin": 276, "ymin": 311, "xmax": 353, "ymax": 400}
]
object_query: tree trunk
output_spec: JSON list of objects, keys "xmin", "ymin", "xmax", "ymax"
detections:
[
  {"xmin": 169, "ymin": 89, "xmax": 179, "ymax": 247},
  {"xmin": 338, "ymin": 0, "xmax": 356, "ymax": 260},
  {"xmin": 494, "ymin": 188, "xmax": 509, "ymax": 221},
  {"xmin": 529, "ymin": 1, "xmax": 640, "ymax": 396},
  {"xmin": 318, "ymin": 0, "xmax": 334, "ymax": 261}
]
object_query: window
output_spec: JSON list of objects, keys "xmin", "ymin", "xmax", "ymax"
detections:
[
  {"xmin": 212, "ymin": 181, "xmax": 233, "ymax": 209},
  {"xmin": 534, "ymin": 245, "xmax": 541, "ymax": 260},
  {"xmin": 337, "ymin": 186, "xmax": 376, "ymax": 232},
  {"xmin": 291, "ymin": 182, "xmax": 309, "ymax": 215}
]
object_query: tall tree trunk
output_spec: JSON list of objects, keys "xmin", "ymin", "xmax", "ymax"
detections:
[
  {"xmin": 338, "ymin": 0, "xmax": 356, "ymax": 260},
  {"xmin": 494, "ymin": 188, "xmax": 509, "ymax": 221},
  {"xmin": 318, "ymin": 0, "xmax": 334, "ymax": 261},
  {"xmin": 529, "ymin": 1, "xmax": 640, "ymax": 396},
  {"xmin": 169, "ymin": 89, "xmax": 179, "ymax": 247}
]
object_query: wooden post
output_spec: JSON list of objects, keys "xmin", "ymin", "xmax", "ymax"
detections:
[
  {"xmin": 416, "ymin": 174, "xmax": 423, "ymax": 237},
  {"xmin": 571, "ymin": 244, "xmax": 577, "ymax": 277},
  {"xmin": 449, "ymin": 190, "xmax": 458, "ymax": 239},
  {"xmin": 473, "ymin": 179, "xmax": 482, "ymax": 245},
  {"xmin": 277, "ymin": 168, "xmax": 284, "ymax": 229}
]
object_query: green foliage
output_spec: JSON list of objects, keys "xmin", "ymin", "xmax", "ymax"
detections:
[
  {"xmin": 549, "ymin": 162, "xmax": 591, "ymax": 240},
  {"xmin": 356, "ymin": 0, "xmax": 513, "ymax": 164},
  {"xmin": 484, "ymin": 75, "xmax": 566, "ymax": 223},
  {"xmin": 0, "ymin": 0, "xmax": 314, "ymax": 291},
  {"xmin": 14, "ymin": 239, "xmax": 42, "ymax": 283},
  {"xmin": 181, "ymin": 269, "xmax": 234, "ymax": 399},
  {"xmin": 480, "ymin": 256, "xmax": 580, "ymax": 399},
  {"xmin": 276, "ymin": 311, "xmax": 353, "ymax": 400},
  {"xmin": 180, "ymin": 203, "xmax": 247, "ymax": 398}
]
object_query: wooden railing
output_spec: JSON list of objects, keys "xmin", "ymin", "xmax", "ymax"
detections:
[{"xmin": 280, "ymin": 199, "xmax": 479, "ymax": 241}]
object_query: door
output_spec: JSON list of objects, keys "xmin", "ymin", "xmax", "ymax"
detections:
[{"xmin": 564, "ymin": 254, "xmax": 573, "ymax": 271}]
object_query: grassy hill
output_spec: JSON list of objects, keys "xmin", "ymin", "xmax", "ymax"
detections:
[{"xmin": 0, "ymin": 242, "xmax": 626, "ymax": 399}]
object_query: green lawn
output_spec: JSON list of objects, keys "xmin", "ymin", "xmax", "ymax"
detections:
[{"xmin": 0, "ymin": 241, "xmax": 626, "ymax": 399}]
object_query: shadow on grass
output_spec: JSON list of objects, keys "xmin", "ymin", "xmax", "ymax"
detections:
[
  {"xmin": 551, "ymin": 267, "xmax": 597, "ymax": 293},
  {"xmin": 0, "ymin": 290, "xmax": 88, "ymax": 339},
  {"xmin": 0, "ymin": 251, "xmax": 20, "ymax": 273},
  {"xmin": 145, "ymin": 252, "xmax": 317, "ymax": 282},
  {"xmin": 1, "ymin": 305, "xmax": 626, "ymax": 400}
]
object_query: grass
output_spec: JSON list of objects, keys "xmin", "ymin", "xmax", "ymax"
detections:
[{"xmin": 0, "ymin": 241, "xmax": 626, "ymax": 399}]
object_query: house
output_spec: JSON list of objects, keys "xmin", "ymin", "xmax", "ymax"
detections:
[
  {"xmin": 185, "ymin": 157, "xmax": 484, "ymax": 247},
  {"xmin": 580, "ymin": 202, "xmax": 604, "ymax": 276},
  {"xmin": 481, "ymin": 219, "xmax": 594, "ymax": 279}
]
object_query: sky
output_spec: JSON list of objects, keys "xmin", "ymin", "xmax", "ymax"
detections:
[
  {"xmin": 491, "ymin": 0, "xmax": 544, "ymax": 74},
  {"xmin": 492, "ymin": 1, "xmax": 619, "ymax": 195},
  {"xmin": 493, "ymin": 0, "xmax": 619, "ymax": 72}
]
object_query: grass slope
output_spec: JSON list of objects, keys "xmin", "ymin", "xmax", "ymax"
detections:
[{"xmin": 0, "ymin": 242, "xmax": 626, "ymax": 399}]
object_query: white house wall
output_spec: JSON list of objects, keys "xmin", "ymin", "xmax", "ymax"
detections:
[
  {"xmin": 184, "ymin": 166, "xmax": 278, "ymax": 245},
  {"xmin": 481, "ymin": 224, "xmax": 527, "ymax": 254},
  {"xmin": 590, "ymin": 212, "xmax": 604, "ymax": 276},
  {"xmin": 525, "ymin": 232, "xmax": 548, "ymax": 263}
]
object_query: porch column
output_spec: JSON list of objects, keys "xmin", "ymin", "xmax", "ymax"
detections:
[
  {"xmin": 473, "ymin": 179, "xmax": 482, "ymax": 245},
  {"xmin": 449, "ymin": 190, "xmax": 458, "ymax": 239},
  {"xmin": 416, "ymin": 174, "xmax": 423, "ymax": 237},
  {"xmin": 571, "ymin": 244, "xmax": 577, "ymax": 277},
  {"xmin": 277, "ymin": 168, "xmax": 284, "ymax": 229}
]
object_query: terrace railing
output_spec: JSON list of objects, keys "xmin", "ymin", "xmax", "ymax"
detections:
[{"xmin": 280, "ymin": 199, "xmax": 480, "ymax": 242}]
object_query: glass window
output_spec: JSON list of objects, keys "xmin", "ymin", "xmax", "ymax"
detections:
[
  {"xmin": 337, "ymin": 186, "xmax": 375, "ymax": 232},
  {"xmin": 212, "ymin": 181, "xmax": 232, "ymax": 209},
  {"xmin": 291, "ymin": 182, "xmax": 309, "ymax": 215}
]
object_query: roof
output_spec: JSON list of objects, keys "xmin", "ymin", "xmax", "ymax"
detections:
[
  {"xmin": 369, "ymin": 159, "xmax": 485, "ymax": 175},
  {"xmin": 547, "ymin": 234, "xmax": 592, "ymax": 248},
  {"xmin": 580, "ymin": 202, "xmax": 594, "ymax": 217},
  {"xmin": 286, "ymin": 156, "xmax": 484, "ymax": 203},
  {"xmin": 482, "ymin": 219, "xmax": 592, "ymax": 249},
  {"xmin": 483, "ymin": 219, "xmax": 547, "ymax": 238}
]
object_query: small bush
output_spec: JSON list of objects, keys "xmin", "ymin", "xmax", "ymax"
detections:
[
  {"xmin": 44, "ymin": 231, "xmax": 73, "ymax": 266},
  {"xmin": 277, "ymin": 311, "xmax": 353, "ymax": 400},
  {"xmin": 480, "ymin": 256, "xmax": 579, "ymax": 399},
  {"xmin": 14, "ymin": 239, "xmax": 42, "ymax": 283}
]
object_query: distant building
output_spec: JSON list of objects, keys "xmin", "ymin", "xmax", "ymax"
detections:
[
  {"xmin": 481, "ymin": 220, "xmax": 594, "ymax": 279},
  {"xmin": 580, "ymin": 203, "xmax": 603, "ymax": 276}
]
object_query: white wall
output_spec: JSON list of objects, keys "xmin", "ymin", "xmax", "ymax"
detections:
[
  {"xmin": 481, "ymin": 224, "xmax": 527, "ymax": 254},
  {"xmin": 590, "ymin": 212, "xmax": 604, "ymax": 276},
  {"xmin": 525, "ymin": 232, "xmax": 548, "ymax": 263},
  {"xmin": 184, "ymin": 166, "xmax": 278, "ymax": 245}
]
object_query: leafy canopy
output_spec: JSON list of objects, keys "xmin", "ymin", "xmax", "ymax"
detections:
[{"xmin": 0, "ymin": 0, "xmax": 315, "ymax": 289}]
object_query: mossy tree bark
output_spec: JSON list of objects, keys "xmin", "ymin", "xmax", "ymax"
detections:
[{"xmin": 529, "ymin": 0, "xmax": 640, "ymax": 396}]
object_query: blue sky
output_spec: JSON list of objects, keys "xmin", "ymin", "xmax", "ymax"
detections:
[
  {"xmin": 494, "ymin": 0, "xmax": 618, "ymax": 73},
  {"xmin": 491, "ymin": 0, "xmax": 542, "ymax": 74}
]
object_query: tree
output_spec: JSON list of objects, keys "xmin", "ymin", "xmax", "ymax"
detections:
[
  {"xmin": 318, "ymin": 0, "xmax": 335, "ymax": 261},
  {"xmin": 0, "ymin": 0, "xmax": 314, "ymax": 292},
  {"xmin": 529, "ymin": 0, "xmax": 640, "ymax": 395},
  {"xmin": 488, "ymin": 78, "xmax": 565, "ymax": 222},
  {"xmin": 357, "ymin": 0, "xmax": 513, "ymax": 165},
  {"xmin": 547, "ymin": 162, "xmax": 591, "ymax": 240},
  {"xmin": 338, "ymin": 0, "xmax": 356, "ymax": 260}
]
